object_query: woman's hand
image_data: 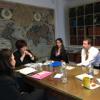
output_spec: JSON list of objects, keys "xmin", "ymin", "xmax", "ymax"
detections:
[
  {"xmin": 25, "ymin": 51, "xmax": 34, "ymax": 60},
  {"xmin": 25, "ymin": 51, "xmax": 32, "ymax": 57}
]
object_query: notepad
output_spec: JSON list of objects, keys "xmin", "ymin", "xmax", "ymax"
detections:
[
  {"xmin": 17, "ymin": 67, "xmax": 36, "ymax": 75},
  {"xmin": 54, "ymin": 73, "xmax": 63, "ymax": 78},
  {"xmin": 31, "ymin": 71, "xmax": 52, "ymax": 80},
  {"xmin": 75, "ymin": 73, "xmax": 93, "ymax": 81}
]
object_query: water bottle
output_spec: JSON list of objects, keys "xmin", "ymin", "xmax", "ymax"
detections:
[
  {"xmin": 37, "ymin": 63, "xmax": 43, "ymax": 72},
  {"xmin": 88, "ymin": 66, "xmax": 93, "ymax": 75},
  {"xmin": 61, "ymin": 62, "xmax": 67, "ymax": 83}
]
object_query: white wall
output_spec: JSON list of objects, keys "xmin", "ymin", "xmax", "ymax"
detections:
[
  {"xmin": 54, "ymin": 0, "xmax": 67, "ymax": 46},
  {"xmin": 66, "ymin": 0, "xmax": 99, "ymax": 8},
  {"xmin": 3, "ymin": 0, "xmax": 55, "ymax": 8}
]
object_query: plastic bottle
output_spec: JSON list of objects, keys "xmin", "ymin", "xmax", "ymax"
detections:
[{"xmin": 61, "ymin": 62, "xmax": 67, "ymax": 83}]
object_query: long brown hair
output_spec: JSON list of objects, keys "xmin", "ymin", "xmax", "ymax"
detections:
[
  {"xmin": 55, "ymin": 38, "xmax": 65, "ymax": 52},
  {"xmin": 0, "ymin": 48, "xmax": 13, "ymax": 75}
]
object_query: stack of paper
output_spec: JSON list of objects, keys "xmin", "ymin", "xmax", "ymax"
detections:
[
  {"xmin": 75, "ymin": 73, "xmax": 93, "ymax": 80},
  {"xmin": 31, "ymin": 71, "xmax": 52, "ymax": 80},
  {"xmin": 17, "ymin": 67, "xmax": 36, "ymax": 75}
]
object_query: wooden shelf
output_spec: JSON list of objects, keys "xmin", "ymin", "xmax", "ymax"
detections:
[
  {"xmin": 69, "ymin": 1, "xmax": 100, "ymax": 46},
  {"xmin": 68, "ymin": 52, "xmax": 81, "ymax": 63}
]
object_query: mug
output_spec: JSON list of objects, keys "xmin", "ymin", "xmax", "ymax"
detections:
[{"xmin": 82, "ymin": 77, "xmax": 90, "ymax": 88}]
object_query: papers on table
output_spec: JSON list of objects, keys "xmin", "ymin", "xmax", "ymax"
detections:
[
  {"xmin": 43, "ymin": 61, "xmax": 54, "ymax": 66},
  {"xmin": 89, "ymin": 83, "xmax": 100, "ymax": 89},
  {"xmin": 24, "ymin": 63, "xmax": 35, "ymax": 67},
  {"xmin": 54, "ymin": 73, "xmax": 63, "ymax": 78},
  {"xmin": 75, "ymin": 73, "xmax": 93, "ymax": 80},
  {"xmin": 82, "ymin": 83, "xmax": 100, "ymax": 90},
  {"xmin": 97, "ymin": 78, "xmax": 100, "ymax": 83},
  {"xmin": 66, "ymin": 66, "xmax": 75, "ymax": 70},
  {"xmin": 24, "ymin": 63, "xmax": 43, "ymax": 68},
  {"xmin": 76, "ymin": 73, "xmax": 100, "ymax": 89},
  {"xmin": 31, "ymin": 71, "xmax": 52, "ymax": 80},
  {"xmin": 17, "ymin": 67, "xmax": 36, "ymax": 75}
]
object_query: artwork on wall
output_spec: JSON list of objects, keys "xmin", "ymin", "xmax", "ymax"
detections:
[{"xmin": 0, "ymin": 1, "xmax": 55, "ymax": 59}]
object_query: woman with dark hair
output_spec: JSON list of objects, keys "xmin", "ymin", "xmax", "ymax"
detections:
[
  {"xmin": 50, "ymin": 38, "xmax": 68, "ymax": 63},
  {"xmin": 0, "ymin": 48, "xmax": 44, "ymax": 100},
  {"xmin": 14, "ymin": 40, "xmax": 37, "ymax": 67}
]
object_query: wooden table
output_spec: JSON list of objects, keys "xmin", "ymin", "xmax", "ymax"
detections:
[{"xmin": 19, "ymin": 66, "xmax": 100, "ymax": 100}]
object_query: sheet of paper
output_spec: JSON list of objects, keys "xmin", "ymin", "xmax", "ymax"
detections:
[
  {"xmin": 82, "ymin": 83, "xmax": 100, "ymax": 90},
  {"xmin": 97, "ymin": 78, "xmax": 100, "ymax": 83},
  {"xmin": 75, "ymin": 73, "xmax": 93, "ymax": 80},
  {"xmin": 24, "ymin": 63, "xmax": 43, "ymax": 68},
  {"xmin": 89, "ymin": 83, "xmax": 100, "ymax": 89},
  {"xmin": 31, "ymin": 71, "xmax": 52, "ymax": 80},
  {"xmin": 54, "ymin": 73, "xmax": 63, "ymax": 78},
  {"xmin": 24, "ymin": 63, "xmax": 36, "ymax": 67},
  {"xmin": 43, "ymin": 61, "xmax": 53, "ymax": 65},
  {"xmin": 65, "ymin": 66, "xmax": 75, "ymax": 70},
  {"xmin": 30, "ymin": 63, "xmax": 43, "ymax": 68},
  {"xmin": 17, "ymin": 67, "xmax": 36, "ymax": 75}
]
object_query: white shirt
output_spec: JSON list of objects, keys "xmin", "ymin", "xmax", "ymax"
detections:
[{"xmin": 77, "ymin": 47, "xmax": 100, "ymax": 67}]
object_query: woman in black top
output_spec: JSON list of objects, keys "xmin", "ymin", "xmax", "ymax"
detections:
[
  {"xmin": 0, "ymin": 48, "xmax": 44, "ymax": 100},
  {"xmin": 50, "ymin": 38, "xmax": 68, "ymax": 63},
  {"xmin": 14, "ymin": 40, "xmax": 37, "ymax": 67}
]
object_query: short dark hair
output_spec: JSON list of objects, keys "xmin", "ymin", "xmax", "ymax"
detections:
[
  {"xmin": 83, "ymin": 38, "xmax": 92, "ymax": 45},
  {"xmin": 15, "ymin": 40, "xmax": 27, "ymax": 50},
  {"xmin": 0, "ymin": 48, "xmax": 13, "ymax": 75}
]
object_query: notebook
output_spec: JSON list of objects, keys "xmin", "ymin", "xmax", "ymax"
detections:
[
  {"xmin": 17, "ymin": 67, "xmax": 36, "ymax": 75},
  {"xmin": 31, "ymin": 71, "xmax": 52, "ymax": 80}
]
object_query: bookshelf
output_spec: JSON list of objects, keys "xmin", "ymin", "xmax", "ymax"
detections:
[{"xmin": 69, "ymin": 1, "xmax": 100, "ymax": 46}]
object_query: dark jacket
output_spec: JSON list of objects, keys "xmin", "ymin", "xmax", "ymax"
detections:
[
  {"xmin": 0, "ymin": 74, "xmax": 44, "ymax": 100},
  {"xmin": 14, "ymin": 50, "xmax": 36, "ymax": 67},
  {"xmin": 50, "ymin": 46, "xmax": 69, "ymax": 63}
]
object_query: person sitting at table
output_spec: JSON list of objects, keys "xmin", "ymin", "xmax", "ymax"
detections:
[
  {"xmin": 50, "ymin": 38, "xmax": 68, "ymax": 63},
  {"xmin": 0, "ymin": 48, "xmax": 45, "ymax": 100},
  {"xmin": 77, "ymin": 38, "xmax": 100, "ymax": 68},
  {"xmin": 14, "ymin": 39, "xmax": 37, "ymax": 67}
]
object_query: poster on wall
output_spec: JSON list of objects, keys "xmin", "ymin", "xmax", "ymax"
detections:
[{"xmin": 0, "ymin": 1, "xmax": 55, "ymax": 60}]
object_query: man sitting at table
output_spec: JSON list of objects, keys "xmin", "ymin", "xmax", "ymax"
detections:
[
  {"xmin": 77, "ymin": 38, "xmax": 100, "ymax": 68},
  {"xmin": 14, "ymin": 39, "xmax": 37, "ymax": 67}
]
